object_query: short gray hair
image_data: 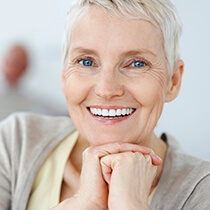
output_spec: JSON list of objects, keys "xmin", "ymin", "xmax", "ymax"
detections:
[{"xmin": 63, "ymin": 0, "xmax": 182, "ymax": 77}]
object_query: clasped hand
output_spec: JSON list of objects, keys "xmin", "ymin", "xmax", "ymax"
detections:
[{"xmin": 52, "ymin": 143, "xmax": 162, "ymax": 210}]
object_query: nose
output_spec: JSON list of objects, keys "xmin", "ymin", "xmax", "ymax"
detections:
[{"xmin": 94, "ymin": 68, "xmax": 124, "ymax": 100}]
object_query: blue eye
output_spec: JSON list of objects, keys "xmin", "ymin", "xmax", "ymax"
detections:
[
  {"xmin": 80, "ymin": 59, "xmax": 93, "ymax": 67},
  {"xmin": 132, "ymin": 61, "xmax": 145, "ymax": 68}
]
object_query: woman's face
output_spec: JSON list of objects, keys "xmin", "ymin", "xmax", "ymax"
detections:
[{"xmin": 62, "ymin": 6, "xmax": 172, "ymax": 146}]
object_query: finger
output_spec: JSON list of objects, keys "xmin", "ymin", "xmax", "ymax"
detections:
[
  {"xmin": 100, "ymin": 159, "xmax": 112, "ymax": 184},
  {"xmin": 149, "ymin": 149, "xmax": 162, "ymax": 165},
  {"xmin": 100, "ymin": 152, "xmax": 160, "ymax": 184},
  {"xmin": 84, "ymin": 143, "xmax": 150, "ymax": 158},
  {"xmin": 84, "ymin": 143, "xmax": 162, "ymax": 166}
]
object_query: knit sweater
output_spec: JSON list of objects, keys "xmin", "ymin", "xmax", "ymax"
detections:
[{"xmin": 0, "ymin": 113, "xmax": 210, "ymax": 210}]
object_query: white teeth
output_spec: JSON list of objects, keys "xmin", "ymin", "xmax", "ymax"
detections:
[
  {"xmin": 89, "ymin": 107, "xmax": 135, "ymax": 117},
  {"xmin": 94, "ymin": 108, "xmax": 98, "ymax": 115},
  {"xmin": 90, "ymin": 108, "xmax": 95, "ymax": 115},
  {"xmin": 126, "ymin": 108, "xmax": 130, "ymax": 115},
  {"xmin": 116, "ymin": 109, "xmax": 122, "ymax": 116},
  {"xmin": 122, "ymin": 109, "xmax": 126, "ymax": 116},
  {"xmin": 101, "ymin": 109, "xmax": 109, "ymax": 116},
  {"xmin": 109, "ymin": 109, "xmax": 115, "ymax": 116},
  {"xmin": 97, "ymin": 108, "xmax": 102, "ymax": 115}
]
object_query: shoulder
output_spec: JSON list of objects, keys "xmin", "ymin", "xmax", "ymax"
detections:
[
  {"xmin": 166, "ymin": 133, "xmax": 210, "ymax": 179},
  {"xmin": 151, "ymin": 133, "xmax": 210, "ymax": 209},
  {"xmin": 173, "ymin": 151, "xmax": 210, "ymax": 209},
  {"xmin": 182, "ymin": 173, "xmax": 210, "ymax": 209},
  {"xmin": 0, "ymin": 112, "xmax": 75, "ymax": 160},
  {"xmin": 167, "ymin": 133, "xmax": 210, "ymax": 198},
  {"xmin": 162, "ymin": 133, "xmax": 210, "ymax": 175},
  {"xmin": 0, "ymin": 112, "xmax": 76, "ymax": 209},
  {"xmin": 0, "ymin": 112, "xmax": 74, "ymax": 141},
  {"xmin": 0, "ymin": 111, "xmax": 73, "ymax": 131}
]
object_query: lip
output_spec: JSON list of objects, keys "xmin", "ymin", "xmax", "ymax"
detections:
[
  {"xmin": 87, "ymin": 106, "xmax": 136, "ymax": 125},
  {"xmin": 87, "ymin": 105, "xmax": 135, "ymax": 109}
]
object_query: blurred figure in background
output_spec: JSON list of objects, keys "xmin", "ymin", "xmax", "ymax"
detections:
[
  {"xmin": 2, "ymin": 45, "xmax": 28, "ymax": 87},
  {"xmin": 0, "ymin": 44, "xmax": 68, "ymax": 120}
]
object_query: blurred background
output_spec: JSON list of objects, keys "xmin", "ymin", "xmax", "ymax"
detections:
[{"xmin": 0, "ymin": 0, "xmax": 209, "ymax": 159}]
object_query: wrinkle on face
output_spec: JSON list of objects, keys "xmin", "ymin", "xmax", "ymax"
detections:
[
  {"xmin": 62, "ymin": 6, "xmax": 171, "ymax": 146},
  {"xmin": 65, "ymin": 61, "xmax": 97, "ymax": 79},
  {"xmin": 65, "ymin": 6, "xmax": 168, "ymax": 84},
  {"xmin": 65, "ymin": 65, "xmax": 78, "ymax": 78},
  {"xmin": 145, "ymin": 67, "xmax": 167, "ymax": 88}
]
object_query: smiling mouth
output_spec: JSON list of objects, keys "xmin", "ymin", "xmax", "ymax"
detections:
[{"xmin": 87, "ymin": 107, "xmax": 136, "ymax": 119}]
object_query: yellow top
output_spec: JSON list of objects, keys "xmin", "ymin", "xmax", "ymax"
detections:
[
  {"xmin": 27, "ymin": 130, "xmax": 155, "ymax": 209},
  {"xmin": 27, "ymin": 130, "xmax": 79, "ymax": 210}
]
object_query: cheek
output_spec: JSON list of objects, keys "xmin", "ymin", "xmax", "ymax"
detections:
[
  {"xmin": 129, "ymin": 76, "xmax": 166, "ymax": 107},
  {"xmin": 64, "ymin": 72, "xmax": 91, "ymax": 107}
]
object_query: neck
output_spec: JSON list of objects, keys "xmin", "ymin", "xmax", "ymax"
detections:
[
  {"xmin": 148, "ymin": 132, "xmax": 168, "ymax": 192},
  {"xmin": 69, "ymin": 134, "xmax": 90, "ymax": 172}
]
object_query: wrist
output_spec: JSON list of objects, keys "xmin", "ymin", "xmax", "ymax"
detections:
[{"xmin": 109, "ymin": 200, "xmax": 149, "ymax": 210}]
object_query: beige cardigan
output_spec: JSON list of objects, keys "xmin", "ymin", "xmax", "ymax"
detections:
[{"xmin": 0, "ymin": 113, "xmax": 210, "ymax": 210}]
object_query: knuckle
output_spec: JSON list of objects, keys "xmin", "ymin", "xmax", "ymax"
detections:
[
  {"xmin": 135, "ymin": 152, "xmax": 144, "ymax": 160},
  {"xmin": 145, "ymin": 154, "xmax": 152, "ymax": 162},
  {"xmin": 114, "ymin": 153, "xmax": 128, "ymax": 165},
  {"xmin": 115, "ymin": 156, "xmax": 123, "ymax": 164},
  {"xmin": 125, "ymin": 152, "xmax": 135, "ymax": 163},
  {"xmin": 135, "ymin": 151, "xmax": 143, "ymax": 156}
]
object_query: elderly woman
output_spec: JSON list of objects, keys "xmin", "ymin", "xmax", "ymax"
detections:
[{"xmin": 0, "ymin": 0, "xmax": 210, "ymax": 209}]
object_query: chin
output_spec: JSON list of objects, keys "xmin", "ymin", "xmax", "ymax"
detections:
[{"xmin": 86, "ymin": 131, "xmax": 137, "ymax": 146}]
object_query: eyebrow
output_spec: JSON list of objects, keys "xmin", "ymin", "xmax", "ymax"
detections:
[
  {"xmin": 70, "ymin": 47, "xmax": 99, "ymax": 56},
  {"xmin": 121, "ymin": 49, "xmax": 157, "ymax": 58},
  {"xmin": 70, "ymin": 47, "xmax": 157, "ymax": 58}
]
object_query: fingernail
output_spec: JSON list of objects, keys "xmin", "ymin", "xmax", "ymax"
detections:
[
  {"xmin": 150, "ymin": 150, "xmax": 162, "ymax": 162},
  {"xmin": 155, "ymin": 154, "xmax": 162, "ymax": 162},
  {"xmin": 150, "ymin": 149, "xmax": 155, "ymax": 154}
]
